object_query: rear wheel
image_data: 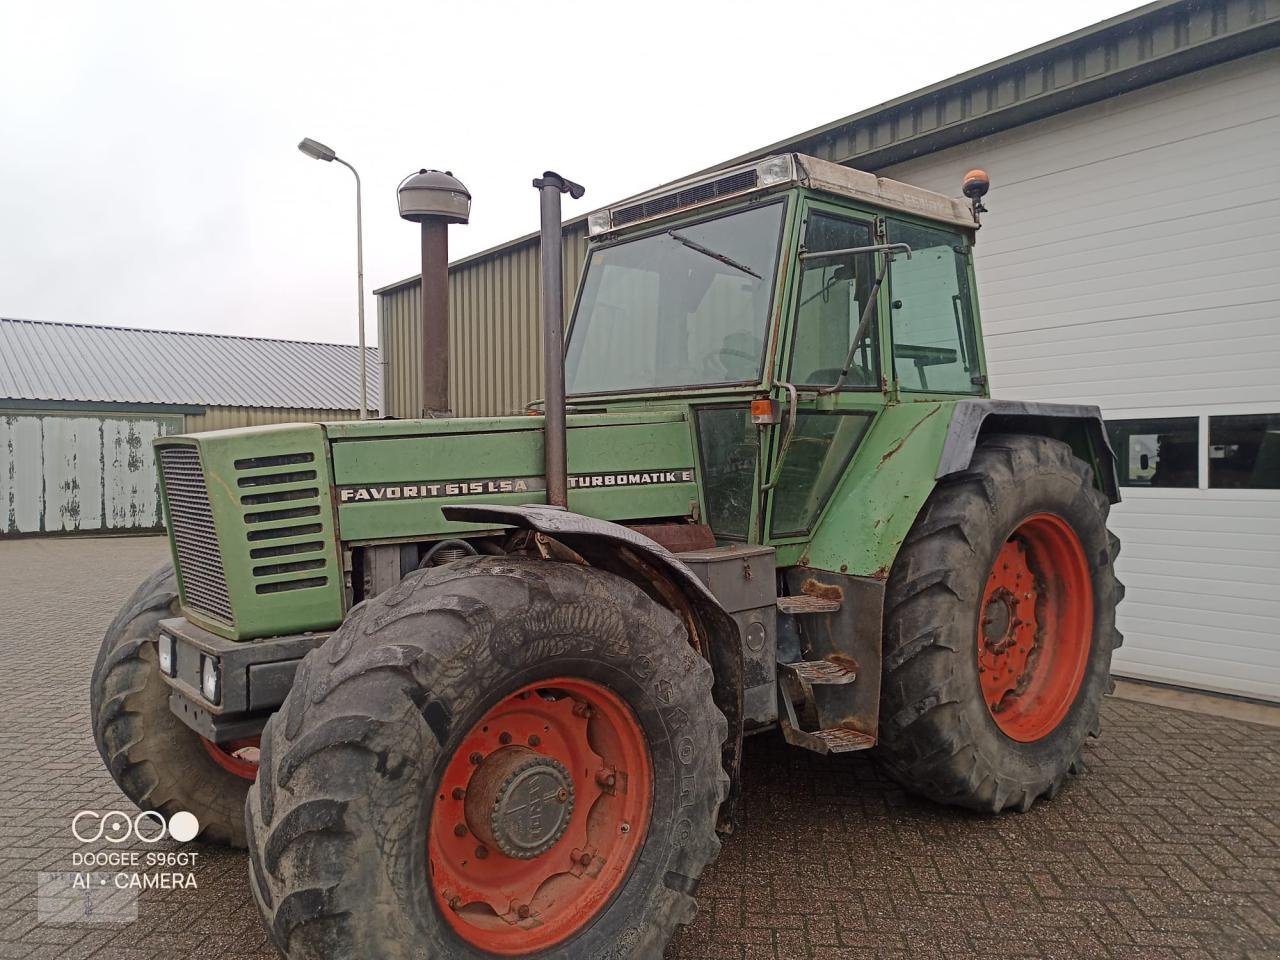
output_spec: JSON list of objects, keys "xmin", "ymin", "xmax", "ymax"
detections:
[
  {"xmin": 878, "ymin": 434, "xmax": 1123, "ymax": 812},
  {"xmin": 247, "ymin": 556, "xmax": 728, "ymax": 959},
  {"xmin": 90, "ymin": 565, "xmax": 256, "ymax": 847}
]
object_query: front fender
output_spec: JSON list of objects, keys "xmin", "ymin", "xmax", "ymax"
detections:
[{"xmin": 442, "ymin": 503, "xmax": 745, "ymax": 833}]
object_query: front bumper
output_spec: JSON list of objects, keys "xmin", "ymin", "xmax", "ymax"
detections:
[{"xmin": 156, "ymin": 617, "xmax": 328, "ymax": 742}]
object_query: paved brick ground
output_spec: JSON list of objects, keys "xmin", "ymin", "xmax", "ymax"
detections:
[{"xmin": 1, "ymin": 537, "xmax": 1277, "ymax": 959}]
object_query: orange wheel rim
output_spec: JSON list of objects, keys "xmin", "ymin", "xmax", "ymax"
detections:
[
  {"xmin": 978, "ymin": 513, "xmax": 1093, "ymax": 742},
  {"xmin": 428, "ymin": 678, "xmax": 652, "ymax": 955},
  {"xmin": 200, "ymin": 736, "xmax": 260, "ymax": 781}
]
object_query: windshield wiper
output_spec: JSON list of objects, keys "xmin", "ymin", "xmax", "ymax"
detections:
[{"xmin": 666, "ymin": 231, "xmax": 761, "ymax": 279}]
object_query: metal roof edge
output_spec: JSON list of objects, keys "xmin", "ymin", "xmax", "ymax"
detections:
[
  {"xmin": 0, "ymin": 399, "xmax": 208, "ymax": 416},
  {"xmin": 0, "ymin": 317, "xmax": 382, "ymax": 355},
  {"xmin": 373, "ymin": 0, "xmax": 1280, "ymax": 298}
]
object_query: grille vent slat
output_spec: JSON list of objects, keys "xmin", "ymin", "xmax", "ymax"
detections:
[
  {"xmin": 158, "ymin": 446, "xmax": 235, "ymax": 624},
  {"xmin": 612, "ymin": 169, "xmax": 758, "ymax": 228},
  {"xmin": 235, "ymin": 453, "xmax": 329, "ymax": 595}
]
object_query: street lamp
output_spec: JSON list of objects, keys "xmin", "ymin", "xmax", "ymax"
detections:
[{"xmin": 298, "ymin": 137, "xmax": 368, "ymax": 419}]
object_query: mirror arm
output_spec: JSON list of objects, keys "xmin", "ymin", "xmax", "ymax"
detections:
[
  {"xmin": 815, "ymin": 246, "xmax": 907, "ymax": 396},
  {"xmin": 760, "ymin": 381, "xmax": 799, "ymax": 493}
]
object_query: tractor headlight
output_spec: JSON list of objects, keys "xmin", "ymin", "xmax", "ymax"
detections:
[
  {"xmin": 200, "ymin": 654, "xmax": 221, "ymax": 705},
  {"xmin": 587, "ymin": 209, "xmax": 612, "ymax": 236},
  {"xmin": 157, "ymin": 634, "xmax": 177, "ymax": 677},
  {"xmin": 755, "ymin": 155, "xmax": 796, "ymax": 187}
]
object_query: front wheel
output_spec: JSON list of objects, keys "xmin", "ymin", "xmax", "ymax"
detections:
[
  {"xmin": 877, "ymin": 434, "xmax": 1123, "ymax": 812},
  {"xmin": 247, "ymin": 556, "xmax": 728, "ymax": 959},
  {"xmin": 90, "ymin": 565, "xmax": 257, "ymax": 847}
]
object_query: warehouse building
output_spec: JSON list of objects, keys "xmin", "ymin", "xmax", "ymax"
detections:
[
  {"xmin": 1, "ymin": 318, "xmax": 378, "ymax": 536},
  {"xmin": 374, "ymin": 0, "xmax": 1279, "ymax": 701}
]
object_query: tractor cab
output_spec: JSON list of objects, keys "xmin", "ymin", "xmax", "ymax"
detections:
[
  {"xmin": 567, "ymin": 153, "xmax": 985, "ymax": 406},
  {"xmin": 561, "ymin": 154, "xmax": 993, "ymax": 554}
]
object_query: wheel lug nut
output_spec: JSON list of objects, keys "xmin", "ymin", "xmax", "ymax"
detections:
[
  {"xmin": 595, "ymin": 770, "xmax": 616, "ymax": 788},
  {"xmin": 475, "ymin": 846, "xmax": 489, "ymax": 859},
  {"xmin": 499, "ymin": 732, "xmax": 512, "ymax": 745},
  {"xmin": 454, "ymin": 823, "xmax": 468, "ymax": 837},
  {"xmin": 578, "ymin": 852, "xmax": 591, "ymax": 866},
  {"xmin": 556, "ymin": 788, "xmax": 569, "ymax": 803},
  {"xmin": 528, "ymin": 734, "xmax": 541, "ymax": 747},
  {"xmin": 469, "ymin": 752, "xmax": 484, "ymax": 765},
  {"xmin": 517, "ymin": 904, "xmax": 531, "ymax": 920},
  {"xmin": 452, "ymin": 787, "xmax": 465, "ymax": 801},
  {"xmin": 620, "ymin": 822, "xmax": 630, "ymax": 834}
]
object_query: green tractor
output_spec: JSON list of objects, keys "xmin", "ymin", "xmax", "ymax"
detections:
[{"xmin": 91, "ymin": 154, "xmax": 1122, "ymax": 959}]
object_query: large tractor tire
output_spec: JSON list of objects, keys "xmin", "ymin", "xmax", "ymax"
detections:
[
  {"xmin": 247, "ymin": 555, "xmax": 728, "ymax": 960},
  {"xmin": 90, "ymin": 565, "xmax": 258, "ymax": 847},
  {"xmin": 878, "ymin": 434, "xmax": 1123, "ymax": 813}
]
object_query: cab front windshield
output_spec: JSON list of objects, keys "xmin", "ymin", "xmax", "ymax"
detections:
[{"xmin": 564, "ymin": 201, "xmax": 785, "ymax": 395}]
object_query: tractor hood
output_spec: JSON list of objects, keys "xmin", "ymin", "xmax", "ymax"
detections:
[
  {"xmin": 323, "ymin": 410, "xmax": 699, "ymax": 541},
  {"xmin": 154, "ymin": 410, "xmax": 701, "ymax": 640}
]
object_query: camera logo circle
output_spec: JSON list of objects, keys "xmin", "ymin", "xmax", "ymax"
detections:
[{"xmin": 72, "ymin": 810, "xmax": 200, "ymax": 843}]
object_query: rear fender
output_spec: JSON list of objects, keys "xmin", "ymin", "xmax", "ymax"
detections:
[
  {"xmin": 442, "ymin": 503, "xmax": 745, "ymax": 833},
  {"xmin": 938, "ymin": 399, "xmax": 1120, "ymax": 502}
]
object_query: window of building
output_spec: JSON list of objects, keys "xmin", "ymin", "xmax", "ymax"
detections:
[
  {"xmin": 1209, "ymin": 414, "xmax": 1280, "ymax": 490},
  {"xmin": 1105, "ymin": 417, "xmax": 1199, "ymax": 487}
]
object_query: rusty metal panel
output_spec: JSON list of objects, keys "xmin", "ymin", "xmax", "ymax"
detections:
[
  {"xmin": 377, "ymin": 224, "xmax": 588, "ymax": 418},
  {"xmin": 1, "ymin": 410, "xmax": 182, "ymax": 535}
]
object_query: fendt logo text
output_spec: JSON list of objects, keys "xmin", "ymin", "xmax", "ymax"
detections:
[{"xmin": 71, "ymin": 810, "xmax": 200, "ymax": 844}]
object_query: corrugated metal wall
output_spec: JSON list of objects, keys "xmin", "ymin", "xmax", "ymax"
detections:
[
  {"xmin": 378, "ymin": 227, "xmax": 589, "ymax": 418},
  {"xmin": 881, "ymin": 50, "xmax": 1280, "ymax": 700},
  {"xmin": 185, "ymin": 405, "xmax": 362, "ymax": 432},
  {"xmin": 3, "ymin": 404, "xmax": 363, "ymax": 536},
  {"xmin": 2, "ymin": 410, "xmax": 183, "ymax": 535}
]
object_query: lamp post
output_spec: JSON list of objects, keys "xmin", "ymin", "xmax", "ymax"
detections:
[{"xmin": 298, "ymin": 137, "xmax": 368, "ymax": 419}]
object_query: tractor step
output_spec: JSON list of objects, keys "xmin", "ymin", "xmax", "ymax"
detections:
[
  {"xmin": 783, "ymin": 659, "xmax": 857, "ymax": 685},
  {"xmin": 779, "ymin": 719, "xmax": 876, "ymax": 755},
  {"xmin": 776, "ymin": 595, "xmax": 841, "ymax": 614},
  {"xmin": 809, "ymin": 728, "xmax": 877, "ymax": 752}
]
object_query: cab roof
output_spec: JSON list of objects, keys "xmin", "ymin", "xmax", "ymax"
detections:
[{"xmin": 588, "ymin": 153, "xmax": 979, "ymax": 238}]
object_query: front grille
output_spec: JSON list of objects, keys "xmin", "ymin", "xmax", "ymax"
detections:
[
  {"xmin": 613, "ymin": 169, "xmax": 758, "ymax": 227},
  {"xmin": 235, "ymin": 453, "xmax": 330, "ymax": 596},
  {"xmin": 157, "ymin": 445, "xmax": 235, "ymax": 624}
]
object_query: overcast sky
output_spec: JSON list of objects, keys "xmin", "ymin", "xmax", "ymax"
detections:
[{"xmin": 1, "ymin": 0, "xmax": 1143, "ymax": 346}]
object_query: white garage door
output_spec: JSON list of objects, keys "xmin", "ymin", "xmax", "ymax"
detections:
[
  {"xmin": 883, "ymin": 49, "xmax": 1280, "ymax": 701},
  {"xmin": 1, "ymin": 411, "xmax": 183, "ymax": 536}
]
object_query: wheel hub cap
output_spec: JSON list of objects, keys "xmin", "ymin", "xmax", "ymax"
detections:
[{"xmin": 465, "ymin": 747, "xmax": 574, "ymax": 860}]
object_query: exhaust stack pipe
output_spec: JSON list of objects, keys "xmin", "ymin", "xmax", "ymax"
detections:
[
  {"xmin": 398, "ymin": 169, "xmax": 471, "ymax": 417},
  {"xmin": 533, "ymin": 172, "xmax": 584, "ymax": 508}
]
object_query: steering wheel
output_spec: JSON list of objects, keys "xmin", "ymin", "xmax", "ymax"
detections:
[{"xmin": 709, "ymin": 347, "xmax": 759, "ymax": 377}]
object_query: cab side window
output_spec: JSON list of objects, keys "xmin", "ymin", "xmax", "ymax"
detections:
[
  {"xmin": 887, "ymin": 219, "xmax": 980, "ymax": 394},
  {"xmin": 789, "ymin": 213, "xmax": 878, "ymax": 388}
]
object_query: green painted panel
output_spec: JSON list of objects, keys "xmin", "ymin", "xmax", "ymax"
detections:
[
  {"xmin": 157, "ymin": 423, "xmax": 345, "ymax": 641},
  {"xmin": 798, "ymin": 401, "xmax": 952, "ymax": 576},
  {"xmin": 330, "ymin": 412, "xmax": 700, "ymax": 541}
]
